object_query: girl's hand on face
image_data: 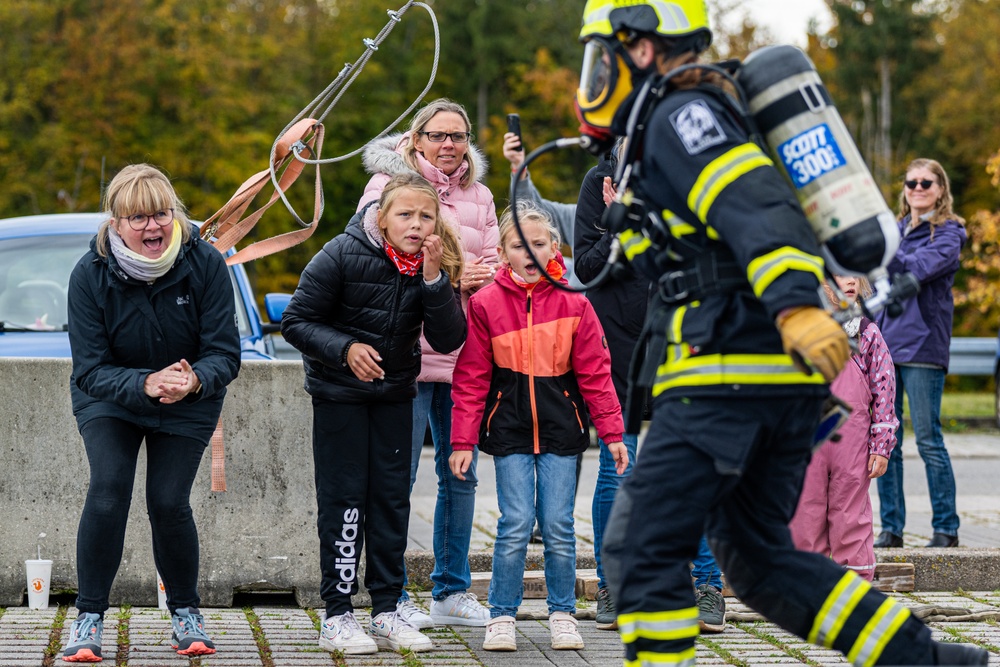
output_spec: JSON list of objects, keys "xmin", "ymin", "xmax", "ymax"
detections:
[
  {"xmin": 422, "ymin": 234, "xmax": 443, "ymax": 282},
  {"xmin": 460, "ymin": 256, "xmax": 495, "ymax": 295},
  {"xmin": 346, "ymin": 343, "xmax": 385, "ymax": 382},
  {"xmin": 449, "ymin": 450, "xmax": 473, "ymax": 481}
]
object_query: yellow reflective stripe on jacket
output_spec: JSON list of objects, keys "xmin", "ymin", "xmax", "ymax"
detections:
[
  {"xmin": 618, "ymin": 608, "xmax": 700, "ymax": 643},
  {"xmin": 747, "ymin": 246, "xmax": 825, "ymax": 298},
  {"xmin": 653, "ymin": 353, "xmax": 826, "ymax": 395},
  {"xmin": 620, "ymin": 229, "xmax": 652, "ymax": 262},
  {"xmin": 847, "ymin": 599, "xmax": 911, "ymax": 667},
  {"xmin": 687, "ymin": 143, "xmax": 773, "ymax": 223},
  {"xmin": 809, "ymin": 571, "xmax": 871, "ymax": 647},
  {"xmin": 626, "ymin": 647, "xmax": 698, "ymax": 667},
  {"xmin": 664, "ymin": 209, "xmax": 697, "ymax": 237}
]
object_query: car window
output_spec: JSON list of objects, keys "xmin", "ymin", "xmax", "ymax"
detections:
[
  {"xmin": 230, "ymin": 270, "xmax": 252, "ymax": 339},
  {"xmin": 0, "ymin": 234, "xmax": 88, "ymax": 330}
]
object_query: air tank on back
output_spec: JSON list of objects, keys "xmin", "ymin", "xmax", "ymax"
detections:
[{"xmin": 738, "ymin": 45, "xmax": 899, "ymax": 277}]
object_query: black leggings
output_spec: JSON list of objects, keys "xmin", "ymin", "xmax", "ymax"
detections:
[{"xmin": 74, "ymin": 418, "xmax": 208, "ymax": 614}]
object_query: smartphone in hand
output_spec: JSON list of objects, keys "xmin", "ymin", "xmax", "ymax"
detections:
[{"xmin": 506, "ymin": 113, "xmax": 523, "ymax": 152}]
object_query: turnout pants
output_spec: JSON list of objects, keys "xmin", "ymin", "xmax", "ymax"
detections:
[
  {"xmin": 603, "ymin": 395, "xmax": 935, "ymax": 667},
  {"xmin": 312, "ymin": 397, "xmax": 412, "ymax": 619}
]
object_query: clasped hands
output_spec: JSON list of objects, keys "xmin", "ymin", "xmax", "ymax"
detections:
[{"xmin": 144, "ymin": 359, "xmax": 201, "ymax": 404}]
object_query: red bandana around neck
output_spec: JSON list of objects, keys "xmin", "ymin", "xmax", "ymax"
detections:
[{"xmin": 384, "ymin": 241, "xmax": 424, "ymax": 277}]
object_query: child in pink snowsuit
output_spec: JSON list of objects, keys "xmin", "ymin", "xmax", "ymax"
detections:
[{"xmin": 790, "ymin": 275, "xmax": 898, "ymax": 581}]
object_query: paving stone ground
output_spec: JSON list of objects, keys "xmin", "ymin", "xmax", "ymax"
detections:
[{"xmin": 2, "ymin": 592, "xmax": 998, "ymax": 666}]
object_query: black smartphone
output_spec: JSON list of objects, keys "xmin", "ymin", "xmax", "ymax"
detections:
[{"xmin": 506, "ymin": 113, "xmax": 523, "ymax": 152}]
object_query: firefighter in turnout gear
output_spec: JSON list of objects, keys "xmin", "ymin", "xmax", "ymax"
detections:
[{"xmin": 576, "ymin": 2, "xmax": 989, "ymax": 666}]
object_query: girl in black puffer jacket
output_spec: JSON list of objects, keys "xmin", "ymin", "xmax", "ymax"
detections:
[{"xmin": 281, "ymin": 173, "xmax": 465, "ymax": 654}]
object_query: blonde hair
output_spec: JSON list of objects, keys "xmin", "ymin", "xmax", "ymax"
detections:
[
  {"xmin": 404, "ymin": 98, "xmax": 477, "ymax": 187},
  {"xmin": 898, "ymin": 158, "xmax": 965, "ymax": 240},
  {"xmin": 378, "ymin": 173, "xmax": 464, "ymax": 287},
  {"xmin": 96, "ymin": 164, "xmax": 190, "ymax": 257},
  {"xmin": 498, "ymin": 203, "xmax": 561, "ymax": 249}
]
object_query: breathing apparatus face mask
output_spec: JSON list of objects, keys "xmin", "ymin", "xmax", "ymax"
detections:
[{"xmin": 576, "ymin": 37, "xmax": 640, "ymax": 153}]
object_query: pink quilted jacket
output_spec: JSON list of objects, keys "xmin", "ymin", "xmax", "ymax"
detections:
[{"xmin": 358, "ymin": 133, "xmax": 499, "ymax": 383}]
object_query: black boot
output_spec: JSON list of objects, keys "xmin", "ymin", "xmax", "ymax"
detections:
[
  {"xmin": 932, "ymin": 641, "xmax": 989, "ymax": 665},
  {"xmin": 874, "ymin": 531, "xmax": 903, "ymax": 548},
  {"xmin": 925, "ymin": 532, "xmax": 959, "ymax": 548}
]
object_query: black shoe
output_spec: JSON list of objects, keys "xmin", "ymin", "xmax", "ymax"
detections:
[
  {"xmin": 595, "ymin": 587, "xmax": 618, "ymax": 630},
  {"xmin": 933, "ymin": 641, "xmax": 989, "ymax": 664},
  {"xmin": 695, "ymin": 584, "xmax": 726, "ymax": 633},
  {"xmin": 926, "ymin": 532, "xmax": 959, "ymax": 548},
  {"xmin": 529, "ymin": 525, "xmax": 543, "ymax": 544},
  {"xmin": 874, "ymin": 531, "xmax": 903, "ymax": 548}
]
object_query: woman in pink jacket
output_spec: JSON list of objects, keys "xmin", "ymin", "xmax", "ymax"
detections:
[{"xmin": 357, "ymin": 98, "xmax": 498, "ymax": 628}]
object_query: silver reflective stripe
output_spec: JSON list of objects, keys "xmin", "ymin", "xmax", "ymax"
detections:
[
  {"xmin": 620, "ymin": 616, "xmax": 698, "ymax": 639},
  {"xmin": 850, "ymin": 603, "xmax": 910, "ymax": 667},
  {"xmin": 814, "ymin": 575, "xmax": 868, "ymax": 646}
]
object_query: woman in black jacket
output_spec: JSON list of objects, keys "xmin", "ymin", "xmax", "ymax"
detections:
[
  {"xmin": 281, "ymin": 173, "xmax": 466, "ymax": 656},
  {"xmin": 64, "ymin": 164, "xmax": 240, "ymax": 662}
]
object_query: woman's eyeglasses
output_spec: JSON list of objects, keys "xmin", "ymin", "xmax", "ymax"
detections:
[
  {"xmin": 904, "ymin": 179, "xmax": 936, "ymax": 190},
  {"xmin": 419, "ymin": 131, "xmax": 471, "ymax": 143},
  {"xmin": 120, "ymin": 209, "xmax": 174, "ymax": 231}
]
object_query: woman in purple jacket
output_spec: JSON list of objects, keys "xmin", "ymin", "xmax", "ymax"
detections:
[{"xmin": 875, "ymin": 158, "xmax": 966, "ymax": 549}]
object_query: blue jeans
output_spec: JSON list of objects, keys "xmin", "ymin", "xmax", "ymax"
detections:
[
  {"xmin": 592, "ymin": 434, "xmax": 637, "ymax": 589},
  {"xmin": 692, "ymin": 536, "xmax": 723, "ymax": 590},
  {"xmin": 877, "ymin": 365, "xmax": 959, "ymax": 536},
  {"xmin": 402, "ymin": 382, "xmax": 478, "ymax": 601},
  {"xmin": 490, "ymin": 452, "xmax": 578, "ymax": 618}
]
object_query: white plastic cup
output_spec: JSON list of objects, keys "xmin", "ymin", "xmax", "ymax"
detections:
[
  {"xmin": 25, "ymin": 559, "xmax": 52, "ymax": 610},
  {"xmin": 156, "ymin": 571, "xmax": 168, "ymax": 610}
]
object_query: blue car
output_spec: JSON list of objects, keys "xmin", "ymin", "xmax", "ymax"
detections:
[{"xmin": 0, "ymin": 213, "xmax": 284, "ymax": 360}]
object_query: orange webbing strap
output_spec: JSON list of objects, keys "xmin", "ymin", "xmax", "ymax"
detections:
[
  {"xmin": 201, "ymin": 118, "xmax": 326, "ymax": 266},
  {"xmin": 210, "ymin": 418, "xmax": 226, "ymax": 492}
]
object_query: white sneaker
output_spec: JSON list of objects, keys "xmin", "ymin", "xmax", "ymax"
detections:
[
  {"xmin": 369, "ymin": 611, "xmax": 433, "ymax": 653},
  {"xmin": 318, "ymin": 611, "xmax": 377, "ymax": 655},
  {"xmin": 549, "ymin": 612, "xmax": 584, "ymax": 650},
  {"xmin": 429, "ymin": 591, "xmax": 490, "ymax": 627},
  {"xmin": 482, "ymin": 615, "xmax": 517, "ymax": 651},
  {"xmin": 396, "ymin": 598, "xmax": 435, "ymax": 629}
]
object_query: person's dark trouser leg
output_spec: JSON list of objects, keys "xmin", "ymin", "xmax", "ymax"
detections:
[
  {"xmin": 145, "ymin": 431, "xmax": 210, "ymax": 612},
  {"xmin": 313, "ymin": 398, "xmax": 370, "ymax": 618},
  {"xmin": 75, "ymin": 418, "xmax": 143, "ymax": 614},
  {"xmin": 707, "ymin": 397, "xmax": 936, "ymax": 666},
  {"xmin": 363, "ymin": 401, "xmax": 413, "ymax": 617}
]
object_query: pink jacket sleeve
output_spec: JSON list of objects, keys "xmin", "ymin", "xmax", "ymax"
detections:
[
  {"xmin": 571, "ymin": 301, "xmax": 624, "ymax": 444},
  {"xmin": 450, "ymin": 294, "xmax": 494, "ymax": 451},
  {"xmin": 860, "ymin": 321, "xmax": 898, "ymax": 458}
]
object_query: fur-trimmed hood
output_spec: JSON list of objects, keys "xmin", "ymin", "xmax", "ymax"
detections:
[{"xmin": 361, "ymin": 132, "xmax": 489, "ymax": 185}]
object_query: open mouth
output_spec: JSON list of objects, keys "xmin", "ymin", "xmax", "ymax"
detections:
[{"xmin": 143, "ymin": 235, "xmax": 164, "ymax": 253}]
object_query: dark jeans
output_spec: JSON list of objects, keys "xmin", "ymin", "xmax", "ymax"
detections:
[{"xmin": 75, "ymin": 418, "xmax": 208, "ymax": 614}]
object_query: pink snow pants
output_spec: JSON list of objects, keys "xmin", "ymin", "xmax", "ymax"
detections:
[{"xmin": 790, "ymin": 358, "xmax": 877, "ymax": 581}]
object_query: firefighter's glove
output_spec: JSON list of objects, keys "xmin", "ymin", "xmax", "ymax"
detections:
[{"xmin": 776, "ymin": 306, "xmax": 850, "ymax": 383}]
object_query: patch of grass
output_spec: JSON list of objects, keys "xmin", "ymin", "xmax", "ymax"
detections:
[
  {"xmin": 908, "ymin": 392, "xmax": 993, "ymax": 419},
  {"xmin": 243, "ymin": 606, "xmax": 275, "ymax": 667},
  {"xmin": 116, "ymin": 605, "xmax": 132, "ymax": 667},
  {"xmin": 699, "ymin": 635, "xmax": 750, "ymax": 667},
  {"xmin": 939, "ymin": 625, "xmax": 1000, "ymax": 653},
  {"xmin": 303, "ymin": 607, "xmax": 322, "ymax": 633},
  {"xmin": 735, "ymin": 621, "xmax": 820, "ymax": 666},
  {"xmin": 42, "ymin": 604, "xmax": 69, "ymax": 667}
]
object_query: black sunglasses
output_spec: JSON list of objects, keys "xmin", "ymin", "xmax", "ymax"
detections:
[{"xmin": 904, "ymin": 179, "xmax": 936, "ymax": 190}]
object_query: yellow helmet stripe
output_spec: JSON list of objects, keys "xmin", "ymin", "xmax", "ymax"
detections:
[
  {"xmin": 581, "ymin": 0, "xmax": 708, "ymax": 39},
  {"xmin": 618, "ymin": 607, "xmax": 700, "ymax": 643},
  {"xmin": 808, "ymin": 571, "xmax": 871, "ymax": 647},
  {"xmin": 687, "ymin": 143, "xmax": 773, "ymax": 223},
  {"xmin": 626, "ymin": 646, "xmax": 698, "ymax": 666},
  {"xmin": 746, "ymin": 246, "xmax": 825, "ymax": 298}
]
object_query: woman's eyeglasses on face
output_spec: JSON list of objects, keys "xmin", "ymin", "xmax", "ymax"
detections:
[
  {"xmin": 904, "ymin": 179, "xmax": 936, "ymax": 190},
  {"xmin": 419, "ymin": 131, "xmax": 472, "ymax": 143},
  {"xmin": 121, "ymin": 209, "xmax": 174, "ymax": 231}
]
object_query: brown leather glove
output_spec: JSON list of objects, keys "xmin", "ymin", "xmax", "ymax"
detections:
[{"xmin": 775, "ymin": 306, "xmax": 851, "ymax": 383}]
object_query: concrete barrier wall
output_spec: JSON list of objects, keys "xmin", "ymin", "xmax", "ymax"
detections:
[{"xmin": 0, "ymin": 358, "xmax": 327, "ymax": 608}]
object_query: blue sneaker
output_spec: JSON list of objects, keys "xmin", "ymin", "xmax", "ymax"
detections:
[
  {"xmin": 170, "ymin": 607, "xmax": 216, "ymax": 656},
  {"xmin": 62, "ymin": 612, "xmax": 103, "ymax": 662}
]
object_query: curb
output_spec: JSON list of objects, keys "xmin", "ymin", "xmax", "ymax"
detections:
[{"xmin": 403, "ymin": 548, "xmax": 1000, "ymax": 593}]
